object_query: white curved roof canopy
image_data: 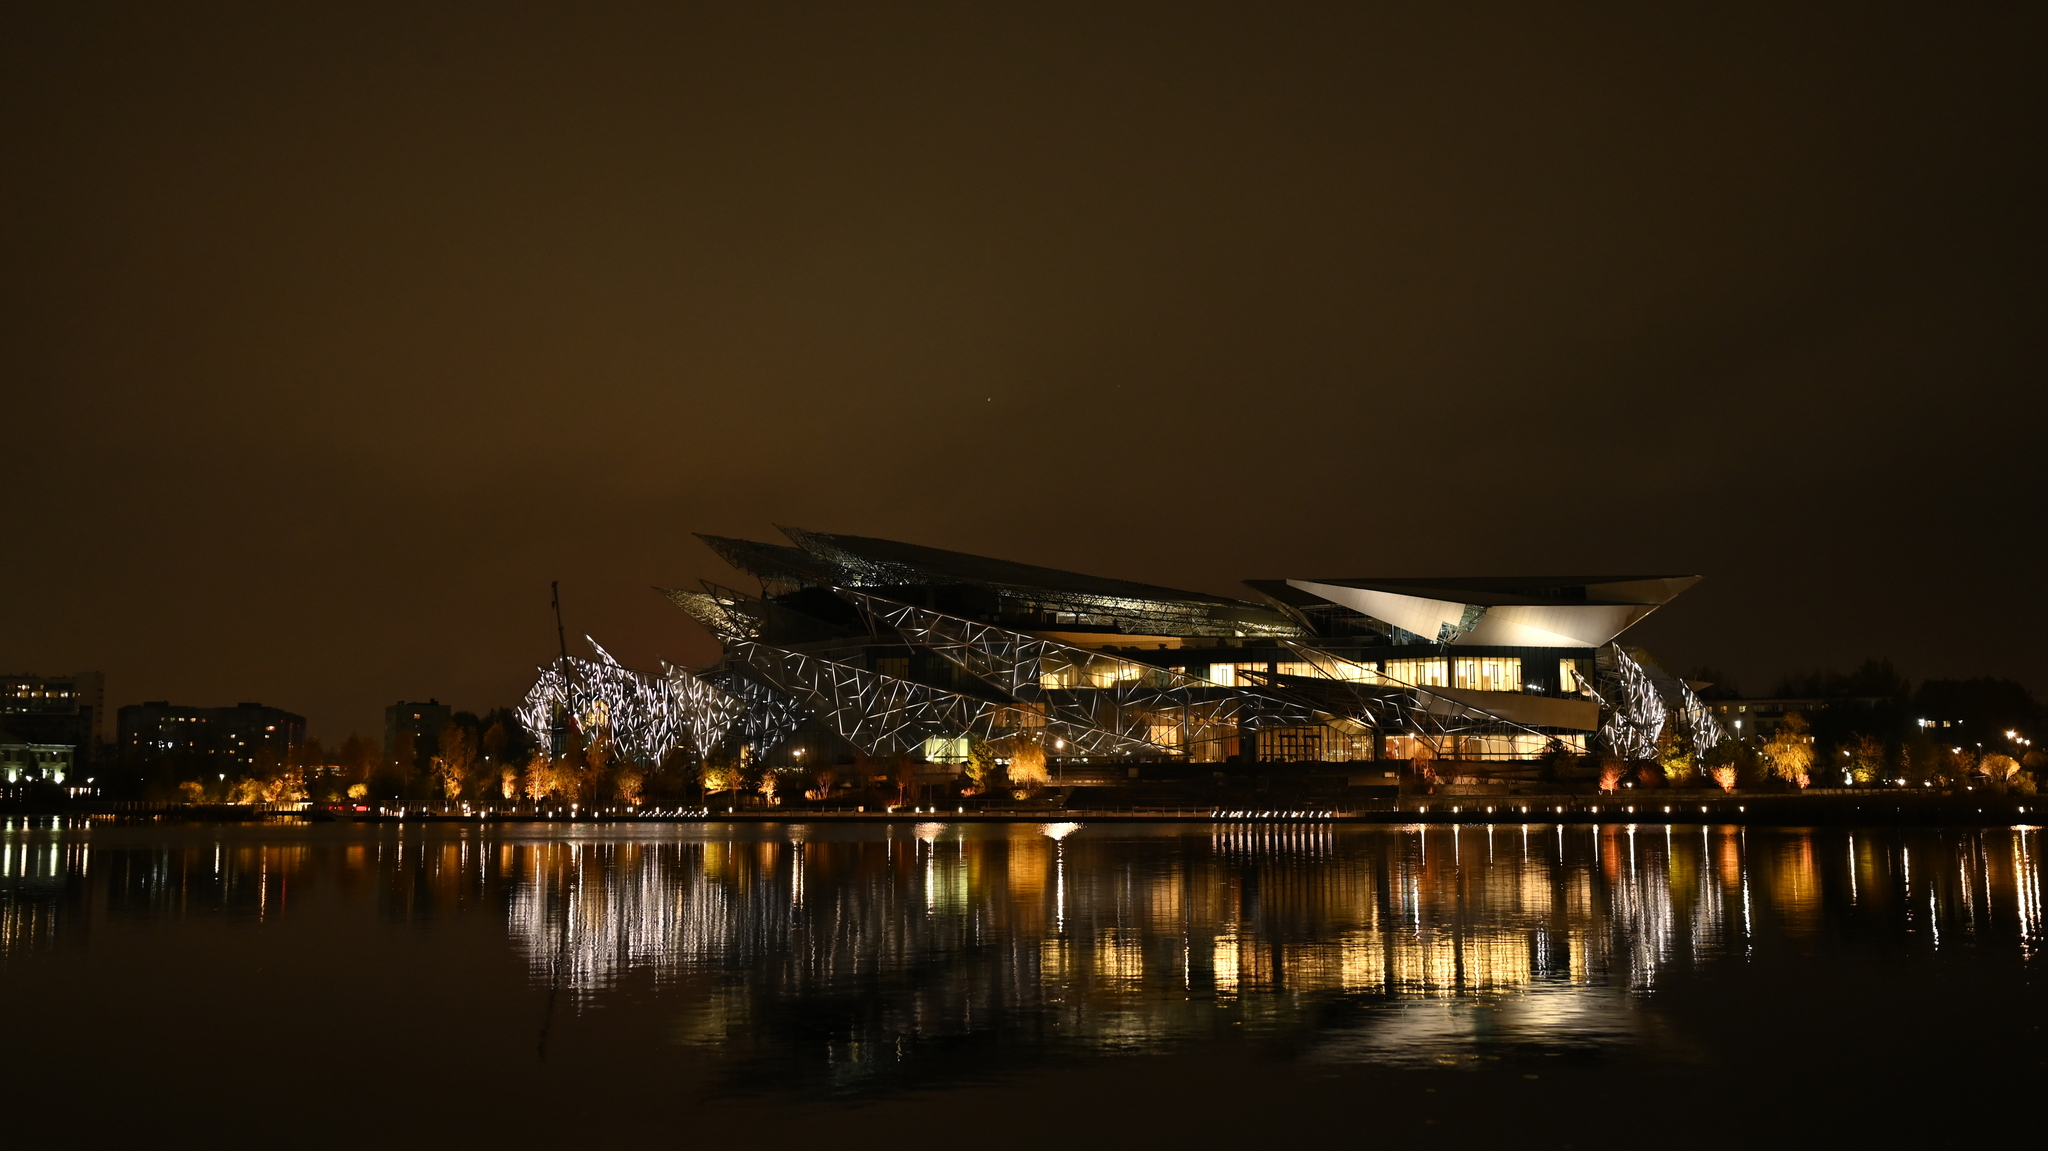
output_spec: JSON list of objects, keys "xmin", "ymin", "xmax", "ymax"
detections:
[{"xmin": 1285, "ymin": 575, "xmax": 1699, "ymax": 648}]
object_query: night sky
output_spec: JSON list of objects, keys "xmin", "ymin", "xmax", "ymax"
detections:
[{"xmin": 6, "ymin": 3, "xmax": 2043, "ymax": 739}]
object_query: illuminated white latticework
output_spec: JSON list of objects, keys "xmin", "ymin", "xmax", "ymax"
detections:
[
  {"xmin": 835, "ymin": 587, "xmax": 1313, "ymax": 758},
  {"xmin": 517, "ymin": 638, "xmax": 746, "ymax": 763},
  {"xmin": 730, "ymin": 639, "xmax": 1128, "ymax": 757},
  {"xmin": 1588, "ymin": 646, "xmax": 1725, "ymax": 761},
  {"xmin": 698, "ymin": 666, "xmax": 809, "ymax": 753},
  {"xmin": 1596, "ymin": 646, "xmax": 1667, "ymax": 762}
]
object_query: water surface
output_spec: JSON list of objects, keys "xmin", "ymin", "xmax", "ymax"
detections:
[{"xmin": 3, "ymin": 818, "xmax": 2041, "ymax": 1145}]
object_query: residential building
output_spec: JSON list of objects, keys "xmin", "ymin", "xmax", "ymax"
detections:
[
  {"xmin": 1706, "ymin": 697, "xmax": 1889, "ymax": 740},
  {"xmin": 117, "ymin": 701, "xmax": 307, "ymax": 771},
  {"xmin": 385, "ymin": 700, "xmax": 452, "ymax": 764},
  {"xmin": 1, "ymin": 671, "xmax": 106, "ymax": 763}
]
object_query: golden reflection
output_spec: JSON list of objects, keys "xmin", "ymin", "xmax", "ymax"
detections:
[
  {"xmin": 3, "ymin": 819, "xmax": 2045, "ymax": 1081},
  {"xmin": 1768, "ymin": 832, "xmax": 1821, "ymax": 936},
  {"xmin": 1212, "ymin": 933, "xmax": 1240, "ymax": 994}
]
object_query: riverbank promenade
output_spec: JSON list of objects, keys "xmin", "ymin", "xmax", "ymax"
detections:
[{"xmin": 12, "ymin": 788, "xmax": 2039, "ymax": 827}]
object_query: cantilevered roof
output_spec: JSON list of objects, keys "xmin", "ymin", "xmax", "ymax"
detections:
[
  {"xmin": 695, "ymin": 535, "xmax": 848, "ymax": 586},
  {"xmin": 1268, "ymin": 575, "xmax": 1700, "ymax": 648},
  {"xmin": 776, "ymin": 527, "xmax": 1259, "ymax": 607},
  {"xmin": 696, "ymin": 527, "xmax": 1306, "ymax": 639}
]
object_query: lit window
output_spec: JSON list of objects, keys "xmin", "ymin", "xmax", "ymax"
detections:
[
  {"xmin": 1273, "ymin": 658, "xmax": 1380, "ymax": 683},
  {"xmin": 1454, "ymin": 657, "xmax": 1522, "ymax": 692},
  {"xmin": 1204, "ymin": 663, "xmax": 1255, "ymax": 687},
  {"xmin": 1383, "ymin": 658, "xmax": 1449, "ymax": 688}
]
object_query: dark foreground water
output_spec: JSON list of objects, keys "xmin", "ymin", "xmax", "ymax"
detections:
[{"xmin": 2, "ymin": 817, "xmax": 2043, "ymax": 1147}]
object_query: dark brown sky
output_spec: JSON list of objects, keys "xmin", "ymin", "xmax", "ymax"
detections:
[{"xmin": 6, "ymin": 2, "xmax": 2043, "ymax": 738}]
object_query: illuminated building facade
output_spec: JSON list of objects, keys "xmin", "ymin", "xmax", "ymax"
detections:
[
  {"xmin": 0, "ymin": 727, "xmax": 74, "ymax": 787},
  {"xmin": 1, "ymin": 671, "xmax": 105, "ymax": 764},
  {"xmin": 524, "ymin": 528, "xmax": 1724, "ymax": 770}
]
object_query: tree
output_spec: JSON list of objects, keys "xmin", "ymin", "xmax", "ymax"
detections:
[
  {"xmin": 698, "ymin": 756, "xmax": 739, "ymax": 803},
  {"xmin": 433, "ymin": 723, "xmax": 478, "ymax": 801},
  {"xmin": 805, "ymin": 767, "xmax": 838, "ymax": 801},
  {"xmin": 1539, "ymin": 738, "xmax": 1579, "ymax": 782},
  {"xmin": 1596, "ymin": 756, "xmax": 1626, "ymax": 793},
  {"xmin": 1844, "ymin": 734, "xmax": 1886, "ymax": 787},
  {"xmin": 581, "ymin": 726, "xmax": 614, "ymax": 805},
  {"xmin": 384, "ymin": 729, "xmax": 418, "ymax": 799},
  {"xmin": 646, "ymin": 744, "xmax": 696, "ymax": 806},
  {"xmin": 1007, "ymin": 740, "xmax": 1049, "ymax": 791},
  {"xmin": 1762, "ymin": 713, "xmax": 1815, "ymax": 788},
  {"xmin": 1913, "ymin": 678, "xmax": 2038, "ymax": 742},
  {"xmin": 522, "ymin": 751, "xmax": 557, "ymax": 802},
  {"xmin": 1657, "ymin": 729, "xmax": 1697, "ymax": 785},
  {"xmin": 758, "ymin": 769, "xmax": 781, "ymax": 805},
  {"xmin": 964, "ymin": 737, "xmax": 998, "ymax": 796},
  {"xmin": 482, "ymin": 720, "xmax": 510, "ymax": 773},
  {"xmin": 892, "ymin": 753, "xmax": 919, "ymax": 806},
  {"xmin": 616, "ymin": 767, "xmax": 646, "ymax": 805},
  {"xmin": 337, "ymin": 734, "xmax": 380, "ymax": 795},
  {"xmin": 1936, "ymin": 745, "xmax": 1978, "ymax": 787},
  {"xmin": 1701, "ymin": 738, "xmax": 1743, "ymax": 793},
  {"xmin": 262, "ymin": 771, "xmax": 307, "ymax": 803},
  {"xmin": 291, "ymin": 737, "xmax": 344, "ymax": 802},
  {"xmin": 1981, "ymin": 754, "xmax": 2022, "ymax": 785},
  {"xmin": 291, "ymin": 736, "xmax": 326, "ymax": 772},
  {"xmin": 1687, "ymin": 667, "xmax": 1741, "ymax": 700}
]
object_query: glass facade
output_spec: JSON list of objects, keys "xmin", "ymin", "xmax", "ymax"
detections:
[
  {"xmin": 1382, "ymin": 658, "xmax": 1449, "ymax": 688},
  {"xmin": 1453, "ymin": 657, "xmax": 1522, "ymax": 693},
  {"xmin": 1275, "ymin": 659, "xmax": 1381, "ymax": 682},
  {"xmin": 1206, "ymin": 663, "xmax": 1271, "ymax": 688}
]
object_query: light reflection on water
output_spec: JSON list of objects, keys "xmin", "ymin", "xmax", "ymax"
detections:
[{"xmin": 2, "ymin": 818, "xmax": 2043, "ymax": 1089}]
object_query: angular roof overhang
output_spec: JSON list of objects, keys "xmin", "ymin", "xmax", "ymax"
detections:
[{"xmin": 1282, "ymin": 575, "xmax": 1700, "ymax": 648}]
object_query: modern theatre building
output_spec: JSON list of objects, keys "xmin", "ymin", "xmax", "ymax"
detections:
[{"xmin": 521, "ymin": 527, "xmax": 1723, "ymax": 774}]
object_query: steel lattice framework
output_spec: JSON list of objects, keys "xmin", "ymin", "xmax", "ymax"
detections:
[
  {"xmin": 696, "ymin": 665, "xmax": 810, "ymax": 753},
  {"xmin": 517, "ymin": 639, "xmax": 747, "ymax": 764},
  {"xmin": 658, "ymin": 586, "xmax": 763, "ymax": 640},
  {"xmin": 1593, "ymin": 645, "xmax": 1667, "ymax": 762},
  {"xmin": 833, "ymin": 587, "xmax": 1314, "ymax": 759},
  {"xmin": 1585, "ymin": 646, "xmax": 1728, "ymax": 761},
  {"xmin": 1667, "ymin": 674, "xmax": 1727, "ymax": 753},
  {"xmin": 727, "ymin": 639, "xmax": 1067, "ymax": 756},
  {"xmin": 580, "ymin": 529, "xmax": 1728, "ymax": 767}
]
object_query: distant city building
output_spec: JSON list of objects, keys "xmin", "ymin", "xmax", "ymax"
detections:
[
  {"xmin": 2, "ymin": 671, "xmax": 106, "ymax": 763},
  {"xmin": 0, "ymin": 727, "xmax": 75, "ymax": 786},
  {"xmin": 1707, "ymin": 697, "xmax": 1889, "ymax": 740},
  {"xmin": 385, "ymin": 700, "xmax": 452, "ymax": 763},
  {"xmin": 118, "ymin": 701, "xmax": 306, "ymax": 770}
]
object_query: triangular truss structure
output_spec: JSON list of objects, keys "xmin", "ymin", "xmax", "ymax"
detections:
[
  {"xmin": 1591, "ymin": 646, "xmax": 1725, "ymax": 760},
  {"xmin": 836, "ymin": 587, "xmax": 1312, "ymax": 760},
  {"xmin": 516, "ymin": 638, "xmax": 747, "ymax": 763},
  {"xmin": 518, "ymin": 527, "xmax": 1726, "ymax": 771}
]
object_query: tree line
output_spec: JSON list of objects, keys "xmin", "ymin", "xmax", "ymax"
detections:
[{"xmin": 1532, "ymin": 660, "xmax": 2046, "ymax": 794}]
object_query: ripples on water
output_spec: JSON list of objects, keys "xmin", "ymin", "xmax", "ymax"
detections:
[{"xmin": 2, "ymin": 818, "xmax": 2043, "ymax": 1096}]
